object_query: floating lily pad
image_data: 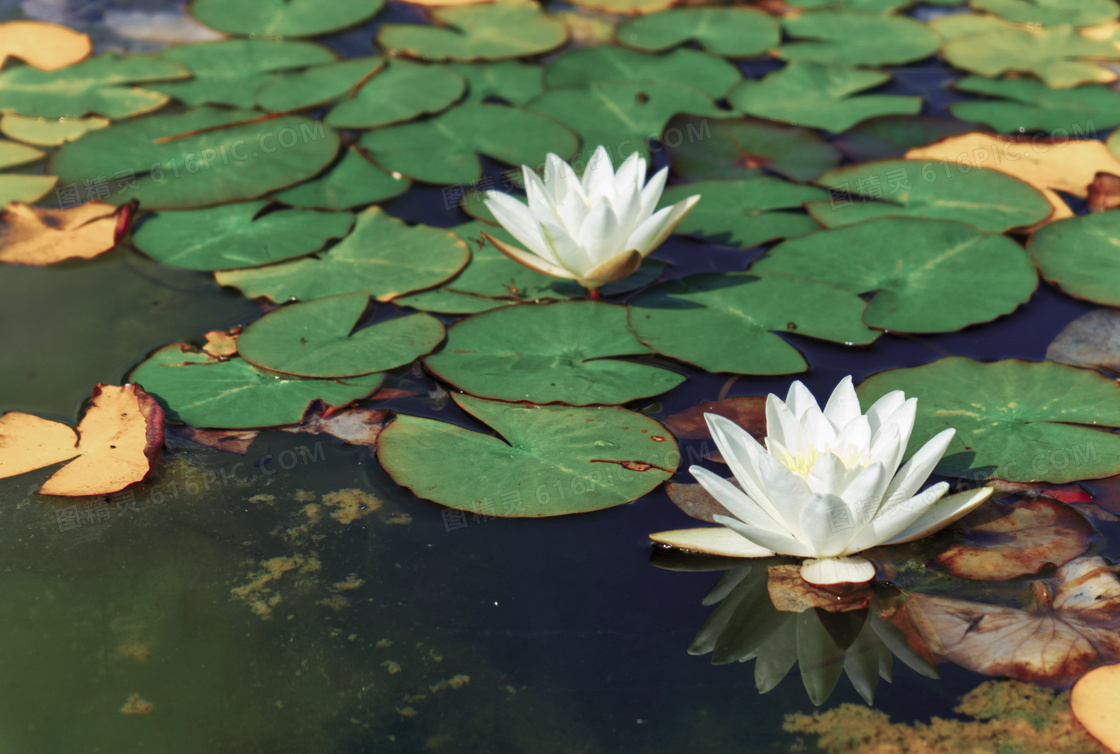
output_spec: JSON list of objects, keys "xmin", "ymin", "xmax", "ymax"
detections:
[
  {"xmin": 0, "ymin": 140, "xmax": 43, "ymax": 170},
  {"xmin": 131, "ymin": 200, "xmax": 354, "ymax": 271},
  {"xmin": 450, "ymin": 61, "xmax": 544, "ymax": 105},
  {"xmin": 659, "ymin": 178, "xmax": 825, "ymax": 248},
  {"xmin": 129, "ymin": 344, "xmax": 383, "ymax": 429},
  {"xmin": 377, "ymin": 393, "xmax": 678, "ymax": 517},
  {"xmin": 627, "ymin": 272, "xmax": 879, "ymax": 375},
  {"xmin": 255, "ymin": 57, "xmax": 382, "ymax": 112},
  {"xmin": 971, "ymin": 0, "xmax": 1118, "ymax": 27},
  {"xmin": 394, "ymin": 287, "xmax": 513, "ymax": 314},
  {"xmin": 0, "ymin": 113, "xmax": 109, "ymax": 146},
  {"xmin": 529, "ymin": 81, "xmax": 720, "ymax": 162},
  {"xmin": 360, "ymin": 103, "xmax": 579, "ymax": 185},
  {"xmin": 325, "ymin": 60, "xmax": 466, "ymax": 129},
  {"xmin": 153, "ymin": 40, "xmax": 336, "ymax": 107},
  {"xmin": 835, "ymin": 116, "xmax": 984, "ymax": 163},
  {"xmin": 52, "ymin": 107, "xmax": 340, "ymax": 210},
  {"xmin": 0, "ymin": 53, "xmax": 188, "ymax": 119},
  {"xmin": 949, "ymin": 76, "xmax": 1120, "ymax": 134},
  {"xmin": 237, "ymin": 291, "xmax": 445, "ymax": 378},
  {"xmin": 545, "ymin": 47, "xmax": 741, "ymax": 100},
  {"xmin": 377, "ymin": 0, "xmax": 567, "ymax": 62},
  {"xmin": 779, "ymin": 10, "xmax": 940, "ymax": 67},
  {"xmin": 728, "ymin": 62, "xmax": 922, "ymax": 133},
  {"xmin": 664, "ymin": 114, "xmax": 842, "ymax": 184},
  {"xmin": 189, "ymin": 0, "xmax": 385, "ymax": 38},
  {"xmin": 216, "ymin": 207, "xmax": 469, "ymax": 303},
  {"xmin": 808, "ymin": 159, "xmax": 1052, "ymax": 232},
  {"xmin": 270, "ymin": 146, "xmax": 410, "ymax": 210},
  {"xmin": 753, "ymin": 219, "xmax": 1038, "ymax": 332},
  {"xmin": 1029, "ymin": 209, "xmax": 1120, "ymax": 306},
  {"xmin": 0, "ymin": 175, "xmax": 56, "ymax": 206},
  {"xmin": 856, "ymin": 357, "xmax": 1120, "ymax": 482},
  {"xmin": 616, "ymin": 8, "xmax": 781, "ymax": 57},
  {"xmin": 566, "ymin": 0, "xmax": 675, "ymax": 15},
  {"xmin": 425, "ymin": 301, "xmax": 685, "ymax": 405}
]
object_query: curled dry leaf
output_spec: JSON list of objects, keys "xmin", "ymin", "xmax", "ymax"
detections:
[
  {"xmin": 0, "ymin": 21, "xmax": 92, "ymax": 71},
  {"xmin": 0, "ymin": 201, "xmax": 130, "ymax": 266},
  {"xmin": 1088, "ymin": 172, "xmax": 1120, "ymax": 212},
  {"xmin": 665, "ymin": 480, "xmax": 734, "ymax": 523},
  {"xmin": 910, "ymin": 556, "xmax": 1120, "ymax": 688},
  {"xmin": 165, "ymin": 426, "xmax": 259, "ymax": 455},
  {"xmin": 1071, "ymin": 663, "xmax": 1120, "ymax": 753},
  {"xmin": 933, "ymin": 498, "xmax": 1094, "ymax": 581},
  {"xmin": 281, "ymin": 405, "xmax": 387, "ymax": 451},
  {"xmin": 0, "ymin": 384, "xmax": 164, "ymax": 496},
  {"xmin": 767, "ymin": 565, "xmax": 873, "ymax": 614},
  {"xmin": 661, "ymin": 395, "xmax": 766, "ymax": 463}
]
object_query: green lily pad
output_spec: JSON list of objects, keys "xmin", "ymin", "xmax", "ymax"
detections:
[
  {"xmin": 856, "ymin": 357, "xmax": 1120, "ymax": 482},
  {"xmin": 664, "ymin": 114, "xmax": 842, "ymax": 184},
  {"xmin": 153, "ymin": 40, "xmax": 336, "ymax": 107},
  {"xmin": 324, "ymin": 60, "xmax": 465, "ymax": 129},
  {"xmin": 808, "ymin": 159, "xmax": 1053, "ymax": 232},
  {"xmin": 359, "ymin": 103, "xmax": 579, "ymax": 185},
  {"xmin": 616, "ymin": 8, "xmax": 781, "ymax": 57},
  {"xmin": 377, "ymin": 394, "xmax": 678, "ymax": 517},
  {"xmin": 189, "ymin": 0, "xmax": 385, "ymax": 38},
  {"xmin": 949, "ymin": 76, "xmax": 1120, "ymax": 134},
  {"xmin": 51, "ymin": 106, "xmax": 340, "ymax": 210},
  {"xmin": 753, "ymin": 218, "xmax": 1038, "ymax": 333},
  {"xmin": 728, "ymin": 62, "xmax": 922, "ymax": 133},
  {"xmin": 1028, "ymin": 210, "xmax": 1120, "ymax": 306},
  {"xmin": 833, "ymin": 116, "xmax": 976, "ymax": 163},
  {"xmin": 395, "ymin": 287, "xmax": 514, "ymax": 315},
  {"xmin": 254, "ymin": 57, "xmax": 382, "ymax": 113},
  {"xmin": 971, "ymin": 0, "xmax": 1118, "ymax": 27},
  {"xmin": 425, "ymin": 301, "xmax": 685, "ymax": 405},
  {"xmin": 528, "ymin": 81, "xmax": 720, "ymax": 162},
  {"xmin": 215, "ymin": 207, "xmax": 470, "ymax": 303},
  {"xmin": 934, "ymin": 15, "xmax": 1120, "ymax": 88},
  {"xmin": 270, "ymin": 146, "xmax": 410, "ymax": 210},
  {"xmin": 544, "ymin": 47, "xmax": 742, "ymax": 100},
  {"xmin": 0, "ymin": 140, "xmax": 43, "ymax": 170},
  {"xmin": 450, "ymin": 61, "xmax": 544, "ymax": 105},
  {"xmin": 659, "ymin": 178, "xmax": 826, "ymax": 248},
  {"xmin": 0, "ymin": 113, "xmax": 109, "ymax": 146},
  {"xmin": 377, "ymin": 0, "xmax": 567, "ymax": 62},
  {"xmin": 0, "ymin": 53, "xmax": 188, "ymax": 119},
  {"xmin": 566, "ymin": 0, "xmax": 675, "ymax": 14},
  {"xmin": 129, "ymin": 344, "xmax": 383, "ymax": 429},
  {"xmin": 237, "ymin": 291, "xmax": 445, "ymax": 378},
  {"xmin": 627, "ymin": 272, "xmax": 879, "ymax": 375},
  {"xmin": 779, "ymin": 10, "xmax": 941, "ymax": 67},
  {"xmin": 0, "ymin": 175, "xmax": 56, "ymax": 206},
  {"xmin": 131, "ymin": 200, "xmax": 355, "ymax": 271}
]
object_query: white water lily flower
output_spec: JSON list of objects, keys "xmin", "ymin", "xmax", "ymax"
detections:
[
  {"xmin": 651, "ymin": 377, "xmax": 992, "ymax": 586},
  {"xmin": 482, "ymin": 145, "xmax": 699, "ymax": 293}
]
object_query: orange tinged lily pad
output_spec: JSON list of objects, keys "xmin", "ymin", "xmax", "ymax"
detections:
[
  {"xmin": 767, "ymin": 565, "xmax": 873, "ymax": 613},
  {"xmin": 0, "ymin": 201, "xmax": 130, "ymax": 266},
  {"xmin": 1072, "ymin": 663, "xmax": 1120, "ymax": 752},
  {"xmin": 0, "ymin": 21, "xmax": 92, "ymax": 72},
  {"xmin": 0, "ymin": 384, "xmax": 164, "ymax": 496},
  {"xmin": 661, "ymin": 395, "xmax": 766, "ymax": 463},
  {"xmin": 201, "ymin": 327, "xmax": 241, "ymax": 358}
]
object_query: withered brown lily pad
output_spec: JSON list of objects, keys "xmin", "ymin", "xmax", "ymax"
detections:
[
  {"xmin": 665, "ymin": 480, "xmax": 734, "ymax": 523},
  {"xmin": 165, "ymin": 426, "xmax": 259, "ymax": 455},
  {"xmin": 281, "ymin": 405, "xmax": 386, "ymax": 451},
  {"xmin": 1088, "ymin": 172, "xmax": 1120, "ymax": 212},
  {"xmin": 1071, "ymin": 663, "xmax": 1120, "ymax": 752},
  {"xmin": 201, "ymin": 327, "xmax": 241, "ymax": 359},
  {"xmin": 0, "ymin": 201, "xmax": 129, "ymax": 265},
  {"xmin": 933, "ymin": 498, "xmax": 1093, "ymax": 581},
  {"xmin": 767, "ymin": 565, "xmax": 873, "ymax": 614},
  {"xmin": 910, "ymin": 556, "xmax": 1120, "ymax": 688},
  {"xmin": 0, "ymin": 21, "xmax": 92, "ymax": 71},
  {"xmin": 661, "ymin": 395, "xmax": 766, "ymax": 463},
  {"xmin": 0, "ymin": 384, "xmax": 163, "ymax": 496}
]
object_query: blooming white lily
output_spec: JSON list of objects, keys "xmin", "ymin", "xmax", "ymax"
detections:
[
  {"xmin": 482, "ymin": 145, "xmax": 699, "ymax": 296},
  {"xmin": 650, "ymin": 377, "xmax": 992, "ymax": 585}
]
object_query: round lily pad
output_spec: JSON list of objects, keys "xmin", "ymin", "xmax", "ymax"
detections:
[
  {"xmin": 189, "ymin": 0, "xmax": 385, "ymax": 38},
  {"xmin": 360, "ymin": 103, "xmax": 579, "ymax": 185},
  {"xmin": 269, "ymin": 146, "xmax": 410, "ymax": 211},
  {"xmin": 51, "ymin": 106, "xmax": 340, "ymax": 210},
  {"xmin": 215, "ymin": 207, "xmax": 470, "ymax": 303},
  {"xmin": 949, "ymin": 76, "xmax": 1120, "ymax": 134},
  {"xmin": 0, "ymin": 113, "xmax": 108, "ymax": 146},
  {"xmin": 753, "ymin": 218, "xmax": 1038, "ymax": 333},
  {"xmin": 779, "ymin": 10, "xmax": 941, "ymax": 67},
  {"xmin": 425, "ymin": 301, "xmax": 685, "ymax": 405},
  {"xmin": 395, "ymin": 287, "xmax": 513, "ymax": 314},
  {"xmin": 616, "ymin": 8, "xmax": 781, "ymax": 57},
  {"xmin": 833, "ymin": 115, "xmax": 975, "ymax": 163},
  {"xmin": 450, "ymin": 61, "xmax": 544, "ymax": 105},
  {"xmin": 1028, "ymin": 210, "xmax": 1120, "ymax": 307},
  {"xmin": 627, "ymin": 271, "xmax": 879, "ymax": 375},
  {"xmin": 324, "ymin": 60, "xmax": 466, "ymax": 129},
  {"xmin": 129, "ymin": 344, "xmax": 383, "ymax": 429},
  {"xmin": 809, "ymin": 159, "xmax": 1053, "ymax": 232},
  {"xmin": 544, "ymin": 47, "xmax": 741, "ymax": 100},
  {"xmin": 237, "ymin": 291, "xmax": 445, "ymax": 378},
  {"xmin": 971, "ymin": 0, "xmax": 1118, "ymax": 28},
  {"xmin": 255, "ymin": 57, "xmax": 382, "ymax": 113},
  {"xmin": 377, "ymin": 393, "xmax": 679, "ymax": 517},
  {"xmin": 132, "ymin": 200, "xmax": 355, "ymax": 271},
  {"xmin": 856, "ymin": 357, "xmax": 1120, "ymax": 483}
]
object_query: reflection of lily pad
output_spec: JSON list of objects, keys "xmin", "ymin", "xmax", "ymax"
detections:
[
  {"xmin": 616, "ymin": 8, "xmax": 781, "ymax": 57},
  {"xmin": 379, "ymin": 393, "xmax": 677, "ymax": 517},
  {"xmin": 857, "ymin": 357, "xmax": 1120, "ymax": 482},
  {"xmin": 426, "ymin": 301, "xmax": 685, "ymax": 405}
]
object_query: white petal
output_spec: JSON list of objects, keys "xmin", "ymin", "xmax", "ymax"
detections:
[
  {"xmin": 539, "ymin": 216, "xmax": 593, "ymax": 275},
  {"xmin": 482, "ymin": 231, "xmax": 577, "ymax": 280},
  {"xmin": 636, "ymin": 165, "xmax": 668, "ymax": 220},
  {"xmin": 785, "ymin": 380, "xmax": 820, "ymax": 418},
  {"xmin": 800, "ymin": 557, "xmax": 876, "ymax": 586},
  {"xmin": 885, "ymin": 487, "xmax": 992, "ymax": 545},
  {"xmin": 623, "ymin": 194, "xmax": 699, "ymax": 256},
  {"xmin": 581, "ymin": 146, "xmax": 616, "ymax": 203},
  {"xmin": 806, "ymin": 451, "xmax": 849, "ymax": 497},
  {"xmin": 798, "ymin": 493, "xmax": 858, "ymax": 557},
  {"xmin": 483, "ymin": 191, "xmax": 554, "ymax": 262},
  {"xmin": 875, "ymin": 397, "xmax": 917, "ymax": 455},
  {"xmin": 649, "ymin": 526, "xmax": 776, "ymax": 558},
  {"xmin": 847, "ymin": 481, "xmax": 951, "ymax": 552},
  {"xmin": 576, "ymin": 203, "xmax": 624, "ymax": 266},
  {"xmin": 868, "ymin": 422, "xmax": 903, "ymax": 478},
  {"xmin": 799, "ymin": 406, "xmax": 837, "ymax": 449},
  {"xmin": 582, "ymin": 249, "xmax": 641, "ymax": 285},
  {"xmin": 705, "ymin": 414, "xmax": 789, "ymax": 528},
  {"xmin": 864, "ymin": 390, "xmax": 906, "ymax": 436},
  {"xmin": 543, "ymin": 153, "xmax": 583, "ymax": 206},
  {"xmin": 765, "ymin": 393, "xmax": 800, "ymax": 454},
  {"xmin": 879, "ymin": 428, "xmax": 956, "ymax": 516},
  {"xmin": 715, "ymin": 514, "xmax": 816, "ymax": 558},
  {"xmin": 839, "ymin": 461, "xmax": 887, "ymax": 528},
  {"xmin": 754, "ymin": 453, "xmax": 813, "ymax": 530},
  {"xmin": 691, "ymin": 465, "xmax": 789, "ymax": 535},
  {"xmin": 523, "ymin": 163, "xmax": 558, "ymax": 215},
  {"xmin": 834, "ymin": 415, "xmax": 871, "ymax": 456},
  {"xmin": 613, "ymin": 153, "xmax": 646, "ymax": 218},
  {"xmin": 554, "ymin": 195, "xmax": 592, "ymax": 241},
  {"xmin": 823, "ymin": 376, "xmax": 861, "ymax": 431}
]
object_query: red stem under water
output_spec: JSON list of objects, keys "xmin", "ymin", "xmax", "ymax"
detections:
[{"xmin": 587, "ymin": 288, "xmax": 600, "ymax": 301}]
